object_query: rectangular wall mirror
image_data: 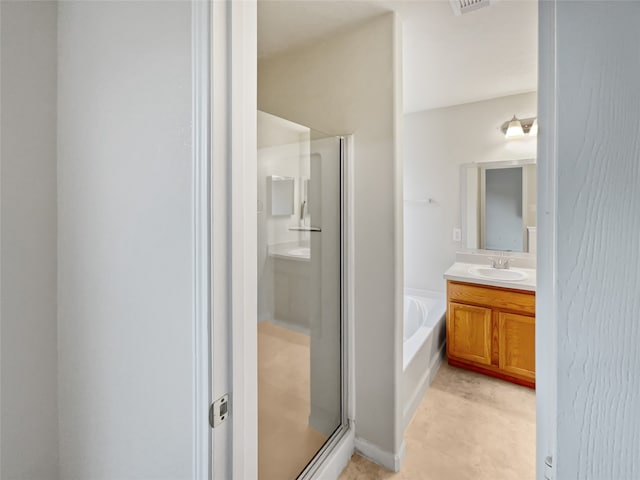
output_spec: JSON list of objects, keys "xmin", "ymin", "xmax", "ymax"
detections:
[
  {"xmin": 461, "ymin": 159, "xmax": 536, "ymax": 254},
  {"xmin": 269, "ymin": 175, "xmax": 295, "ymax": 216}
]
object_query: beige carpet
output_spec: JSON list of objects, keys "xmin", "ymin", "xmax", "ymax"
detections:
[
  {"xmin": 258, "ymin": 321, "xmax": 328, "ymax": 480},
  {"xmin": 340, "ymin": 363, "xmax": 536, "ymax": 480}
]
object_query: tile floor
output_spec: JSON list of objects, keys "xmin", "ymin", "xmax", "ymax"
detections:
[
  {"xmin": 339, "ymin": 363, "xmax": 536, "ymax": 480},
  {"xmin": 258, "ymin": 321, "xmax": 328, "ymax": 480}
]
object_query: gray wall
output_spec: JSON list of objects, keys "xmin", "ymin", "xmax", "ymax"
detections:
[
  {"xmin": 0, "ymin": 2, "xmax": 59, "ymax": 479},
  {"xmin": 259, "ymin": 13, "xmax": 404, "ymax": 460},
  {"xmin": 551, "ymin": 1, "xmax": 640, "ymax": 478},
  {"xmin": 57, "ymin": 2, "xmax": 194, "ymax": 478}
]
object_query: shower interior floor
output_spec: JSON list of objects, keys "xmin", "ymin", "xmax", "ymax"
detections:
[{"xmin": 258, "ymin": 320, "xmax": 328, "ymax": 480}]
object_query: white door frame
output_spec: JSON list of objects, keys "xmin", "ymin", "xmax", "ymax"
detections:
[
  {"xmin": 228, "ymin": 1, "xmax": 258, "ymax": 478},
  {"xmin": 192, "ymin": 1, "xmax": 213, "ymax": 478},
  {"xmin": 198, "ymin": 1, "xmax": 258, "ymax": 478},
  {"xmin": 536, "ymin": 1, "xmax": 558, "ymax": 479}
]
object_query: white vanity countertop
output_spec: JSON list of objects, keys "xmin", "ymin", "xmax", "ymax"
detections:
[{"xmin": 444, "ymin": 262, "xmax": 536, "ymax": 291}]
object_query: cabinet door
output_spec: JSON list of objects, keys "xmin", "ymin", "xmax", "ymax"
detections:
[
  {"xmin": 499, "ymin": 312, "xmax": 535, "ymax": 381},
  {"xmin": 447, "ymin": 302, "xmax": 492, "ymax": 365}
]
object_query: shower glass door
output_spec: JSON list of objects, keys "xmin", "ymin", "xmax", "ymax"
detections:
[{"xmin": 257, "ymin": 111, "xmax": 343, "ymax": 479}]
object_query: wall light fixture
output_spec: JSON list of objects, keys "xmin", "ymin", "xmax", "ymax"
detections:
[{"xmin": 501, "ymin": 115, "xmax": 537, "ymax": 138}]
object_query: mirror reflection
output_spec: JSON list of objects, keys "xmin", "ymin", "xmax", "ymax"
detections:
[
  {"xmin": 462, "ymin": 159, "xmax": 536, "ymax": 253},
  {"xmin": 269, "ymin": 175, "xmax": 295, "ymax": 216}
]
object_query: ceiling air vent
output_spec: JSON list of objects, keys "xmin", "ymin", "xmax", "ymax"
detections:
[{"xmin": 449, "ymin": 0, "xmax": 492, "ymax": 16}]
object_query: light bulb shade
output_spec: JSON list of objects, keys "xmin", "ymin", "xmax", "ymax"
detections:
[
  {"xmin": 529, "ymin": 118, "xmax": 538, "ymax": 136},
  {"xmin": 505, "ymin": 116, "xmax": 524, "ymax": 138}
]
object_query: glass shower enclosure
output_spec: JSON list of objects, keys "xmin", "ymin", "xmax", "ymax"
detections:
[{"xmin": 257, "ymin": 111, "xmax": 344, "ymax": 479}]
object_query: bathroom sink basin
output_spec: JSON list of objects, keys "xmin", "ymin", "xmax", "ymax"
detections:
[
  {"xmin": 468, "ymin": 266, "xmax": 528, "ymax": 281},
  {"xmin": 287, "ymin": 247, "xmax": 310, "ymax": 258}
]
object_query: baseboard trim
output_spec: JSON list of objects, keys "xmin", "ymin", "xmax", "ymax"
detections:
[{"xmin": 354, "ymin": 436, "xmax": 406, "ymax": 473}]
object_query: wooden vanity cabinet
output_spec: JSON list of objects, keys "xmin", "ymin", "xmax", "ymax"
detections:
[{"xmin": 446, "ymin": 280, "xmax": 535, "ymax": 388}]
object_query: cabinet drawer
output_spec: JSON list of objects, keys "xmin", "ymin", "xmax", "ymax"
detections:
[{"xmin": 447, "ymin": 281, "xmax": 535, "ymax": 315}]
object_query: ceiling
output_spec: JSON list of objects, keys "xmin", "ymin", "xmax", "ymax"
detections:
[{"xmin": 258, "ymin": 0, "xmax": 538, "ymax": 113}]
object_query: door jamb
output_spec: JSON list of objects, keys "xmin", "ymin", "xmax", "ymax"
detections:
[
  {"xmin": 192, "ymin": 1, "xmax": 212, "ymax": 478},
  {"xmin": 229, "ymin": 1, "xmax": 258, "ymax": 479},
  {"xmin": 536, "ymin": 1, "xmax": 558, "ymax": 478}
]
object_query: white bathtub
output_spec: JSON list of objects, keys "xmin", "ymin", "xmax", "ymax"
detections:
[{"xmin": 402, "ymin": 288, "xmax": 446, "ymax": 430}]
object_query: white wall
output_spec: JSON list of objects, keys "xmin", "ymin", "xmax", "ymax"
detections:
[
  {"xmin": 56, "ymin": 2, "xmax": 194, "ymax": 478},
  {"xmin": 549, "ymin": 2, "xmax": 640, "ymax": 478},
  {"xmin": 259, "ymin": 13, "xmax": 405, "ymax": 464},
  {"xmin": 0, "ymin": 2, "xmax": 59, "ymax": 479},
  {"xmin": 404, "ymin": 92, "xmax": 537, "ymax": 293}
]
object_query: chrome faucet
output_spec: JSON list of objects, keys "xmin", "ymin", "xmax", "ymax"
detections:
[
  {"xmin": 299, "ymin": 200, "xmax": 306, "ymax": 223},
  {"xmin": 489, "ymin": 253, "xmax": 513, "ymax": 270}
]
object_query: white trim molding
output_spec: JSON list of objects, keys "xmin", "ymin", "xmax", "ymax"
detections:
[
  {"xmin": 354, "ymin": 437, "xmax": 407, "ymax": 473},
  {"xmin": 192, "ymin": 1, "xmax": 212, "ymax": 479},
  {"xmin": 536, "ymin": 1, "xmax": 558, "ymax": 479},
  {"xmin": 229, "ymin": 0, "xmax": 258, "ymax": 478},
  {"xmin": 210, "ymin": 1, "xmax": 231, "ymax": 478}
]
